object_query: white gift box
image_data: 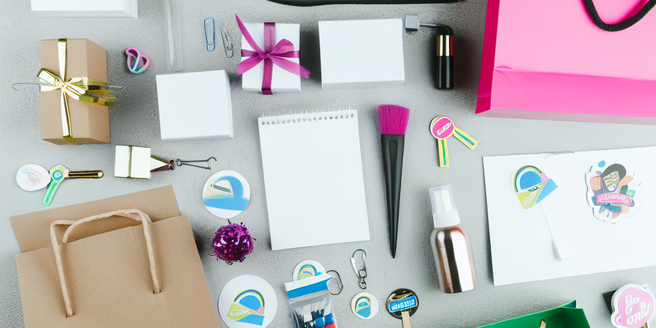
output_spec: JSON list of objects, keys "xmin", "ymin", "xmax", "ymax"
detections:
[
  {"xmin": 241, "ymin": 22, "xmax": 302, "ymax": 93},
  {"xmin": 319, "ymin": 19, "xmax": 405, "ymax": 89},
  {"xmin": 156, "ymin": 70, "xmax": 233, "ymax": 141},
  {"xmin": 31, "ymin": 0, "xmax": 138, "ymax": 19}
]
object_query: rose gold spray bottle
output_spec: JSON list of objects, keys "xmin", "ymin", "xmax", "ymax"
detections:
[{"xmin": 429, "ymin": 185, "xmax": 478, "ymax": 293}]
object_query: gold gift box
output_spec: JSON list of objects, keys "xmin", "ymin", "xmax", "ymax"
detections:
[{"xmin": 40, "ymin": 39, "xmax": 110, "ymax": 145}]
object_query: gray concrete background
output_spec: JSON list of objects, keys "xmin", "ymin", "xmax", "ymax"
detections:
[{"xmin": 1, "ymin": 0, "xmax": 655, "ymax": 327}]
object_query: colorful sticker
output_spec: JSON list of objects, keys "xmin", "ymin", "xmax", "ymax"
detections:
[
  {"xmin": 218, "ymin": 275, "xmax": 277, "ymax": 328},
  {"xmin": 611, "ymin": 284, "xmax": 655, "ymax": 328},
  {"xmin": 586, "ymin": 161, "xmax": 640, "ymax": 224},
  {"xmin": 16, "ymin": 164, "xmax": 51, "ymax": 191},
  {"xmin": 203, "ymin": 170, "xmax": 251, "ymax": 219},
  {"xmin": 351, "ymin": 292, "xmax": 379, "ymax": 320},
  {"xmin": 512, "ymin": 166, "xmax": 558, "ymax": 210},
  {"xmin": 292, "ymin": 260, "xmax": 326, "ymax": 281},
  {"xmin": 228, "ymin": 290, "xmax": 266, "ymax": 325}
]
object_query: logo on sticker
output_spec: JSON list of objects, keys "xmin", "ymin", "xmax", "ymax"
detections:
[
  {"xmin": 512, "ymin": 166, "xmax": 557, "ymax": 210},
  {"xmin": 586, "ymin": 161, "xmax": 640, "ymax": 224},
  {"xmin": 228, "ymin": 289, "xmax": 266, "ymax": 326}
]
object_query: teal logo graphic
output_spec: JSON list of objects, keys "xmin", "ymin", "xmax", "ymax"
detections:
[{"xmin": 355, "ymin": 296, "xmax": 373, "ymax": 318}]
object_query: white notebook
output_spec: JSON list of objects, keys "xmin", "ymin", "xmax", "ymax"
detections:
[{"xmin": 258, "ymin": 109, "xmax": 370, "ymax": 250}]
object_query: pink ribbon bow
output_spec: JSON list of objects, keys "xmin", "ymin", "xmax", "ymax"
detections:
[{"xmin": 236, "ymin": 15, "xmax": 310, "ymax": 95}]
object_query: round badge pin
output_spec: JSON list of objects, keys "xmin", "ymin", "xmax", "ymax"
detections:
[
  {"xmin": 430, "ymin": 116, "xmax": 455, "ymax": 140},
  {"xmin": 16, "ymin": 164, "xmax": 51, "ymax": 191},
  {"xmin": 218, "ymin": 275, "xmax": 278, "ymax": 328},
  {"xmin": 203, "ymin": 170, "xmax": 250, "ymax": 219},
  {"xmin": 292, "ymin": 260, "xmax": 326, "ymax": 281},
  {"xmin": 386, "ymin": 288, "xmax": 419, "ymax": 320},
  {"xmin": 351, "ymin": 292, "xmax": 379, "ymax": 320}
]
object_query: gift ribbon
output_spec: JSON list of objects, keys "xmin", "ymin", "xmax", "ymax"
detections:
[
  {"xmin": 236, "ymin": 15, "xmax": 310, "ymax": 95},
  {"xmin": 38, "ymin": 39, "xmax": 115, "ymax": 144}
]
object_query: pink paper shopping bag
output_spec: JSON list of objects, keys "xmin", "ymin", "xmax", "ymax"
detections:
[{"xmin": 477, "ymin": 0, "xmax": 656, "ymax": 124}]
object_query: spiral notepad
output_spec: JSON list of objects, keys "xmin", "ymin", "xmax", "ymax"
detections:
[{"xmin": 258, "ymin": 109, "xmax": 370, "ymax": 250}]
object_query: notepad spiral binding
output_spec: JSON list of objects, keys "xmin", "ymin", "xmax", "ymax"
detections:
[{"xmin": 260, "ymin": 108, "xmax": 356, "ymax": 125}]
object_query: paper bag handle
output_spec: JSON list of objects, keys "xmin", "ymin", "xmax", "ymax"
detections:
[
  {"xmin": 49, "ymin": 209, "xmax": 161, "ymax": 318},
  {"xmin": 583, "ymin": 0, "xmax": 655, "ymax": 31}
]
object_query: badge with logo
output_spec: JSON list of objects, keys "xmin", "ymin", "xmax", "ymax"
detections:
[
  {"xmin": 352, "ymin": 292, "xmax": 379, "ymax": 320},
  {"xmin": 203, "ymin": 170, "xmax": 251, "ymax": 219},
  {"xmin": 218, "ymin": 275, "xmax": 277, "ymax": 328}
]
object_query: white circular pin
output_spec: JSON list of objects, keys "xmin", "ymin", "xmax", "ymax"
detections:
[
  {"xmin": 351, "ymin": 292, "xmax": 379, "ymax": 320},
  {"xmin": 16, "ymin": 164, "xmax": 51, "ymax": 191},
  {"xmin": 203, "ymin": 170, "xmax": 251, "ymax": 219},
  {"xmin": 292, "ymin": 260, "xmax": 326, "ymax": 281},
  {"xmin": 217, "ymin": 275, "xmax": 278, "ymax": 328}
]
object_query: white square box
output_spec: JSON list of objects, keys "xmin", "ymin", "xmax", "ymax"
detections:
[
  {"xmin": 156, "ymin": 70, "xmax": 233, "ymax": 141},
  {"xmin": 319, "ymin": 19, "xmax": 405, "ymax": 89},
  {"xmin": 241, "ymin": 22, "xmax": 302, "ymax": 93},
  {"xmin": 31, "ymin": 0, "xmax": 138, "ymax": 19}
]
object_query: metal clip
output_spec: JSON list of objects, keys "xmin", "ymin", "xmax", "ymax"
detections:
[
  {"xmin": 326, "ymin": 270, "xmax": 344, "ymax": 295},
  {"xmin": 175, "ymin": 157, "xmax": 217, "ymax": 170},
  {"xmin": 220, "ymin": 22, "xmax": 235, "ymax": 58},
  {"xmin": 351, "ymin": 249, "xmax": 368, "ymax": 289}
]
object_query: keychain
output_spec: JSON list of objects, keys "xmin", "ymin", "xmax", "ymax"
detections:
[
  {"xmin": 43, "ymin": 164, "xmax": 103, "ymax": 206},
  {"xmin": 15, "ymin": 163, "xmax": 104, "ymax": 206},
  {"xmin": 429, "ymin": 116, "xmax": 477, "ymax": 167},
  {"xmin": 351, "ymin": 249, "xmax": 368, "ymax": 289}
]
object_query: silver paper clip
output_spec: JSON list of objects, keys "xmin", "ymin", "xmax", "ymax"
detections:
[
  {"xmin": 176, "ymin": 157, "xmax": 217, "ymax": 170},
  {"xmin": 220, "ymin": 22, "xmax": 235, "ymax": 58},
  {"xmin": 351, "ymin": 249, "xmax": 368, "ymax": 289}
]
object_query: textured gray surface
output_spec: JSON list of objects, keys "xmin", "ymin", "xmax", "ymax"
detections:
[{"xmin": 1, "ymin": 0, "xmax": 655, "ymax": 327}]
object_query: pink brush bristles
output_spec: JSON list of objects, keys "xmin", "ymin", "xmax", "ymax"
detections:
[{"xmin": 378, "ymin": 104, "xmax": 410, "ymax": 135}]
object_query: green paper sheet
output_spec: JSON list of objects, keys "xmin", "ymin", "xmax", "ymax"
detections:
[{"xmin": 479, "ymin": 301, "xmax": 591, "ymax": 328}]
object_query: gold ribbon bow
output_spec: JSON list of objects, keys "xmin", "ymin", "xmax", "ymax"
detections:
[{"xmin": 38, "ymin": 39, "xmax": 115, "ymax": 145}]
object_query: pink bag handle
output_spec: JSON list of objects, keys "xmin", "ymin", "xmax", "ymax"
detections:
[
  {"xmin": 584, "ymin": 0, "xmax": 655, "ymax": 31},
  {"xmin": 49, "ymin": 209, "xmax": 161, "ymax": 318}
]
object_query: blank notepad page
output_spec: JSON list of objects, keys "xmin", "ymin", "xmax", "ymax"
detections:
[{"xmin": 258, "ymin": 110, "xmax": 370, "ymax": 250}]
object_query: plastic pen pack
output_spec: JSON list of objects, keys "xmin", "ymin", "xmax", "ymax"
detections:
[{"xmin": 285, "ymin": 274, "xmax": 337, "ymax": 328}]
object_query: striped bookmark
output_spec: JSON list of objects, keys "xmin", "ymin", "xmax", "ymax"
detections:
[{"xmin": 429, "ymin": 116, "xmax": 478, "ymax": 168}]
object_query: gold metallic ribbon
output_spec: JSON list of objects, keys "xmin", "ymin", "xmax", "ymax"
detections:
[{"xmin": 38, "ymin": 39, "xmax": 115, "ymax": 144}]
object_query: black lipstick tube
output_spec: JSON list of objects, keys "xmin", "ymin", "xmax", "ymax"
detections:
[{"xmin": 436, "ymin": 26, "xmax": 454, "ymax": 89}]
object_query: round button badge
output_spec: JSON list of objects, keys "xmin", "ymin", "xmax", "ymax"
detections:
[{"xmin": 203, "ymin": 170, "xmax": 251, "ymax": 219}]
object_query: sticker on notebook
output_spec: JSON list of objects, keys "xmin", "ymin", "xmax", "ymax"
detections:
[
  {"xmin": 611, "ymin": 284, "xmax": 655, "ymax": 328},
  {"xmin": 512, "ymin": 165, "xmax": 568, "ymax": 260},
  {"xmin": 218, "ymin": 275, "xmax": 278, "ymax": 328},
  {"xmin": 512, "ymin": 165, "xmax": 558, "ymax": 210},
  {"xmin": 203, "ymin": 170, "xmax": 251, "ymax": 219},
  {"xmin": 586, "ymin": 161, "xmax": 640, "ymax": 224}
]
